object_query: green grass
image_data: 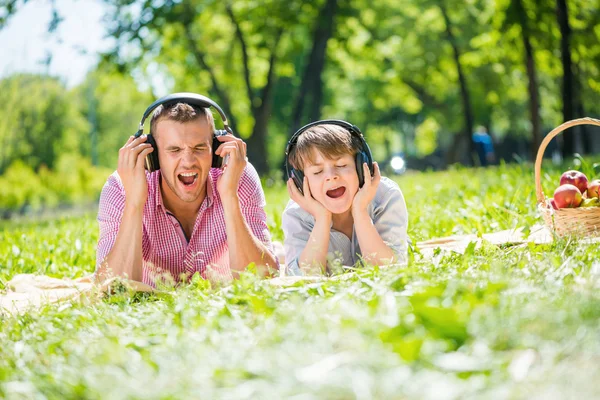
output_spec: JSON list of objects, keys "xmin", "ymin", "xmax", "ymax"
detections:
[{"xmin": 1, "ymin": 161, "xmax": 600, "ymax": 399}]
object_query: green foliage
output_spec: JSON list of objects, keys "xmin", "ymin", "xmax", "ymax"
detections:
[
  {"xmin": 0, "ymin": 155, "xmax": 111, "ymax": 213},
  {"xmin": 0, "ymin": 74, "xmax": 89, "ymax": 173}
]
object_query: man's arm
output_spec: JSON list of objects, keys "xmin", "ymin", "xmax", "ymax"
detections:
[
  {"xmin": 215, "ymin": 135, "xmax": 278, "ymax": 277},
  {"xmin": 221, "ymin": 193, "xmax": 278, "ymax": 278},
  {"xmin": 97, "ymin": 200, "xmax": 145, "ymax": 282},
  {"xmin": 96, "ymin": 135, "xmax": 153, "ymax": 282}
]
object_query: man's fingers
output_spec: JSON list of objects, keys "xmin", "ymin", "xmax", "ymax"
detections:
[
  {"xmin": 217, "ymin": 144, "xmax": 246, "ymax": 163},
  {"xmin": 216, "ymin": 133, "xmax": 241, "ymax": 143},
  {"xmin": 216, "ymin": 135, "xmax": 246, "ymax": 158},
  {"xmin": 135, "ymin": 147, "xmax": 153, "ymax": 169},
  {"xmin": 124, "ymin": 135, "xmax": 148, "ymax": 149},
  {"xmin": 215, "ymin": 142, "xmax": 236, "ymax": 155},
  {"xmin": 216, "ymin": 141, "xmax": 245, "ymax": 159},
  {"xmin": 123, "ymin": 143, "xmax": 152, "ymax": 168},
  {"xmin": 123, "ymin": 135, "xmax": 135, "ymax": 148}
]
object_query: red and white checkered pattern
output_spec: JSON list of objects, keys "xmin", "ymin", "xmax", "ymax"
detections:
[{"xmin": 96, "ymin": 164, "xmax": 274, "ymax": 286}]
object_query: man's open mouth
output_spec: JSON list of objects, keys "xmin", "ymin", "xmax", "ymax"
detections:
[
  {"xmin": 178, "ymin": 172, "xmax": 198, "ymax": 186},
  {"xmin": 326, "ymin": 186, "xmax": 346, "ymax": 199}
]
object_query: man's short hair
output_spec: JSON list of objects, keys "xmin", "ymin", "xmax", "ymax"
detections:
[
  {"xmin": 288, "ymin": 124, "xmax": 363, "ymax": 170},
  {"xmin": 150, "ymin": 102, "xmax": 215, "ymax": 137}
]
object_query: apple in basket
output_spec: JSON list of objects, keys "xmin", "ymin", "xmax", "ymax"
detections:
[
  {"xmin": 560, "ymin": 170, "xmax": 588, "ymax": 194},
  {"xmin": 587, "ymin": 180, "xmax": 600, "ymax": 198},
  {"xmin": 553, "ymin": 184, "xmax": 582, "ymax": 208}
]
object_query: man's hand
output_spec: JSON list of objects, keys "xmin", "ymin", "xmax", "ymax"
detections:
[
  {"xmin": 215, "ymin": 134, "xmax": 247, "ymax": 200},
  {"xmin": 118, "ymin": 135, "xmax": 154, "ymax": 209},
  {"xmin": 352, "ymin": 162, "xmax": 381, "ymax": 217},
  {"xmin": 287, "ymin": 175, "xmax": 332, "ymax": 223}
]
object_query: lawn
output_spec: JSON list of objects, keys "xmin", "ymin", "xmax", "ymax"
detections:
[{"xmin": 1, "ymin": 161, "xmax": 599, "ymax": 399}]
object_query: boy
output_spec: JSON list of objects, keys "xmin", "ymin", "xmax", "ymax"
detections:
[{"xmin": 282, "ymin": 120, "xmax": 408, "ymax": 275}]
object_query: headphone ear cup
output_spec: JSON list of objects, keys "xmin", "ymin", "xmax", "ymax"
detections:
[
  {"xmin": 145, "ymin": 134, "xmax": 159, "ymax": 172},
  {"xmin": 356, "ymin": 151, "xmax": 367, "ymax": 187},
  {"xmin": 212, "ymin": 129, "xmax": 228, "ymax": 168},
  {"xmin": 291, "ymin": 168, "xmax": 305, "ymax": 195}
]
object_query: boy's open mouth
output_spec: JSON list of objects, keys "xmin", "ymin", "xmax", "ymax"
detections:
[
  {"xmin": 326, "ymin": 186, "xmax": 346, "ymax": 199},
  {"xmin": 178, "ymin": 172, "xmax": 198, "ymax": 186}
]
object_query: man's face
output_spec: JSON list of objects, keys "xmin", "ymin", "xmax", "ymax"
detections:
[
  {"xmin": 155, "ymin": 118, "xmax": 213, "ymax": 204},
  {"xmin": 304, "ymin": 150, "xmax": 359, "ymax": 215}
]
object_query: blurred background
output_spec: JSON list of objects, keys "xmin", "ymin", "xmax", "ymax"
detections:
[{"xmin": 0, "ymin": 0, "xmax": 598, "ymax": 216}]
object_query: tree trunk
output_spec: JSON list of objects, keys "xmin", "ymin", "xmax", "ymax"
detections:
[
  {"xmin": 226, "ymin": 7, "xmax": 285, "ymax": 174},
  {"xmin": 439, "ymin": 2, "xmax": 475, "ymax": 166},
  {"xmin": 513, "ymin": 0, "xmax": 541, "ymax": 161},
  {"xmin": 557, "ymin": 0, "xmax": 575, "ymax": 157},
  {"xmin": 246, "ymin": 29, "xmax": 284, "ymax": 174},
  {"xmin": 183, "ymin": 22, "xmax": 237, "ymax": 130},
  {"xmin": 289, "ymin": 0, "xmax": 338, "ymax": 134}
]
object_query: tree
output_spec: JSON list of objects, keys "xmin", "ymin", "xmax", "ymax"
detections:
[
  {"xmin": 0, "ymin": 74, "xmax": 88, "ymax": 173},
  {"xmin": 102, "ymin": 0, "xmax": 304, "ymax": 174}
]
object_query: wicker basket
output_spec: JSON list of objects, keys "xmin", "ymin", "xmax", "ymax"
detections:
[{"xmin": 535, "ymin": 117, "xmax": 600, "ymax": 237}]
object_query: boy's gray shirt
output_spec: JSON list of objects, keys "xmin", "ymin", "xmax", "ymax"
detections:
[{"xmin": 282, "ymin": 176, "xmax": 408, "ymax": 275}]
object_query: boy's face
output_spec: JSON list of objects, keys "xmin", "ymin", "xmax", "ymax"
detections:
[{"xmin": 303, "ymin": 150, "xmax": 359, "ymax": 214}]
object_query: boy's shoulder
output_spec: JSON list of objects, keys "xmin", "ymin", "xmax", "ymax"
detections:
[{"xmin": 376, "ymin": 176, "xmax": 402, "ymax": 197}]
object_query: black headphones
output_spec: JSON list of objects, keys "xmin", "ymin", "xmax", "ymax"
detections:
[
  {"xmin": 133, "ymin": 92, "xmax": 233, "ymax": 172},
  {"xmin": 285, "ymin": 119, "xmax": 374, "ymax": 195}
]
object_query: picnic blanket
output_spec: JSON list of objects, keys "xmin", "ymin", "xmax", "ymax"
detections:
[
  {"xmin": 2, "ymin": 225, "xmax": 596, "ymax": 316},
  {"xmin": 0, "ymin": 275, "xmax": 154, "ymax": 316}
]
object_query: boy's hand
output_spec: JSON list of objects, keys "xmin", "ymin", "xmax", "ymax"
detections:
[
  {"xmin": 287, "ymin": 176, "xmax": 332, "ymax": 222},
  {"xmin": 352, "ymin": 162, "xmax": 381, "ymax": 216}
]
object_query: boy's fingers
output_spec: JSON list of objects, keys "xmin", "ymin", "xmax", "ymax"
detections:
[
  {"xmin": 287, "ymin": 178, "xmax": 301, "ymax": 201},
  {"xmin": 363, "ymin": 163, "xmax": 371, "ymax": 185},
  {"xmin": 303, "ymin": 176, "xmax": 312, "ymax": 198},
  {"xmin": 373, "ymin": 162, "xmax": 381, "ymax": 183}
]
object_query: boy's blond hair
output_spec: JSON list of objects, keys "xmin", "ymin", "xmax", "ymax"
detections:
[{"xmin": 288, "ymin": 124, "xmax": 363, "ymax": 170}]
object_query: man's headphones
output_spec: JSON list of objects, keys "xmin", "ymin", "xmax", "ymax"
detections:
[
  {"xmin": 285, "ymin": 120, "xmax": 374, "ymax": 195},
  {"xmin": 133, "ymin": 92, "xmax": 233, "ymax": 172}
]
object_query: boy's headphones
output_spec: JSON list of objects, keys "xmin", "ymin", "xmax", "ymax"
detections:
[
  {"xmin": 133, "ymin": 92, "xmax": 233, "ymax": 172},
  {"xmin": 285, "ymin": 119, "xmax": 374, "ymax": 195}
]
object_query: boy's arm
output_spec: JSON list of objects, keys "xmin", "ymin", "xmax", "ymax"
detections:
[
  {"xmin": 353, "ymin": 211, "xmax": 396, "ymax": 265},
  {"xmin": 353, "ymin": 163, "xmax": 406, "ymax": 266},
  {"xmin": 285, "ymin": 176, "xmax": 332, "ymax": 274}
]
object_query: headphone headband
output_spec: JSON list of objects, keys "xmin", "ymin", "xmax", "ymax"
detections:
[
  {"xmin": 136, "ymin": 92, "xmax": 231, "ymax": 136},
  {"xmin": 285, "ymin": 119, "xmax": 364, "ymax": 160}
]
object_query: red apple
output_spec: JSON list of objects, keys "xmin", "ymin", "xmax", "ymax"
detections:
[
  {"xmin": 549, "ymin": 199, "xmax": 558, "ymax": 210},
  {"xmin": 560, "ymin": 170, "xmax": 588, "ymax": 194},
  {"xmin": 587, "ymin": 180, "xmax": 600, "ymax": 198},
  {"xmin": 553, "ymin": 184, "xmax": 583, "ymax": 208}
]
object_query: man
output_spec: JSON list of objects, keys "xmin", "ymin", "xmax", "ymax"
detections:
[{"xmin": 95, "ymin": 99, "xmax": 277, "ymax": 286}]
